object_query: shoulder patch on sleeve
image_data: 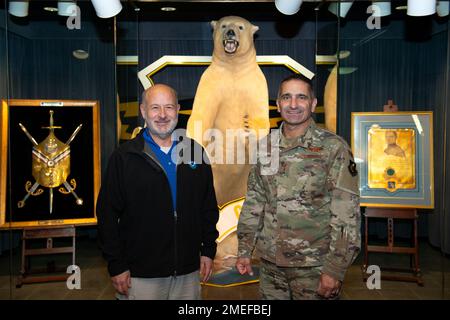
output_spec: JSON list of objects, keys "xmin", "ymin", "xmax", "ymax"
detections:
[
  {"xmin": 348, "ymin": 159, "xmax": 358, "ymax": 177},
  {"xmin": 336, "ymin": 149, "xmax": 359, "ymax": 195}
]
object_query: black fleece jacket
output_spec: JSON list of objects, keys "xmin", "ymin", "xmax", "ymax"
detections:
[{"xmin": 96, "ymin": 132, "xmax": 219, "ymax": 278}]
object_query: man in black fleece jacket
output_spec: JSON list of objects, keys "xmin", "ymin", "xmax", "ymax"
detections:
[{"xmin": 97, "ymin": 84, "xmax": 219, "ymax": 300}]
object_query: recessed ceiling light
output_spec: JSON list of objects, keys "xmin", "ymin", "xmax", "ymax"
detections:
[
  {"xmin": 395, "ymin": 6, "xmax": 408, "ymax": 11},
  {"xmin": 44, "ymin": 7, "xmax": 58, "ymax": 13},
  {"xmin": 161, "ymin": 7, "xmax": 176, "ymax": 12},
  {"xmin": 338, "ymin": 50, "xmax": 351, "ymax": 59},
  {"xmin": 73, "ymin": 49, "xmax": 89, "ymax": 60}
]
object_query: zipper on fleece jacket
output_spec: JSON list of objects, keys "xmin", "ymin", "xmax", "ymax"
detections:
[
  {"xmin": 174, "ymin": 210, "xmax": 178, "ymax": 278},
  {"xmin": 142, "ymin": 149, "xmax": 179, "ymax": 277}
]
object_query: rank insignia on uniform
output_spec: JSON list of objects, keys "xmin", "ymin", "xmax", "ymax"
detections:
[
  {"xmin": 308, "ymin": 146, "xmax": 323, "ymax": 152},
  {"xmin": 348, "ymin": 160, "xmax": 358, "ymax": 177}
]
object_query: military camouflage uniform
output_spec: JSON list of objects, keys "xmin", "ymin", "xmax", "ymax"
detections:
[{"xmin": 237, "ymin": 120, "xmax": 361, "ymax": 300}]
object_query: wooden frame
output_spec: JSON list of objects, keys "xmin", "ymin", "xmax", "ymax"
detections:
[
  {"xmin": 0, "ymin": 99, "xmax": 101, "ymax": 228},
  {"xmin": 351, "ymin": 111, "xmax": 434, "ymax": 209}
]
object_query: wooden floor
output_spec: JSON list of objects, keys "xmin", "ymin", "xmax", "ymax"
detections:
[{"xmin": 0, "ymin": 237, "xmax": 449, "ymax": 300}]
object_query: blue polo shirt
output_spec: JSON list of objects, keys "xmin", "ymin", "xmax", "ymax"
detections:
[{"xmin": 143, "ymin": 130, "xmax": 177, "ymax": 210}]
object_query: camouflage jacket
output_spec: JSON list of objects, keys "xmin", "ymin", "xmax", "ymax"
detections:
[{"xmin": 237, "ymin": 120, "xmax": 361, "ymax": 281}]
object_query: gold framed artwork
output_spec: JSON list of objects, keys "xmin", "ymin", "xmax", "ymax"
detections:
[
  {"xmin": 351, "ymin": 112, "xmax": 434, "ymax": 208},
  {"xmin": 0, "ymin": 99, "xmax": 101, "ymax": 228},
  {"xmin": 368, "ymin": 128, "xmax": 416, "ymax": 191}
]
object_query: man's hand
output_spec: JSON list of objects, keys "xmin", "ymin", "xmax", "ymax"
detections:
[
  {"xmin": 316, "ymin": 273, "xmax": 342, "ymax": 299},
  {"xmin": 111, "ymin": 270, "xmax": 131, "ymax": 296},
  {"xmin": 200, "ymin": 256, "xmax": 213, "ymax": 282},
  {"xmin": 235, "ymin": 257, "xmax": 254, "ymax": 276}
]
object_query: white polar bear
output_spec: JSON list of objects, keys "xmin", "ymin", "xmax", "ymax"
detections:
[
  {"xmin": 187, "ymin": 16, "xmax": 270, "ymax": 275},
  {"xmin": 187, "ymin": 16, "xmax": 270, "ymax": 208}
]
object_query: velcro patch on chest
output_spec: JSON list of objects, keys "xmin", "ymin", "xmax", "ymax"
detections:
[
  {"xmin": 308, "ymin": 146, "xmax": 323, "ymax": 152},
  {"xmin": 301, "ymin": 147, "xmax": 324, "ymax": 159},
  {"xmin": 301, "ymin": 154, "xmax": 323, "ymax": 159}
]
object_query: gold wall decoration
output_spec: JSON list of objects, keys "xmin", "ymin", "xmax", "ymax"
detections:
[
  {"xmin": 0, "ymin": 99, "xmax": 101, "ymax": 229},
  {"xmin": 17, "ymin": 110, "xmax": 83, "ymax": 214}
]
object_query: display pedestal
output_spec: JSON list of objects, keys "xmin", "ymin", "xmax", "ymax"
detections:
[
  {"xmin": 16, "ymin": 225, "xmax": 76, "ymax": 287},
  {"xmin": 362, "ymin": 207, "xmax": 423, "ymax": 286}
]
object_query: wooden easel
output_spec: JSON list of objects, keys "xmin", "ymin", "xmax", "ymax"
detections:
[
  {"xmin": 16, "ymin": 225, "xmax": 76, "ymax": 287},
  {"xmin": 362, "ymin": 100, "xmax": 423, "ymax": 285},
  {"xmin": 362, "ymin": 207, "xmax": 423, "ymax": 286}
]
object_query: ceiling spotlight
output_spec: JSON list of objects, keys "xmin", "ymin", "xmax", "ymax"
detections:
[
  {"xmin": 407, "ymin": 0, "xmax": 436, "ymax": 16},
  {"xmin": 275, "ymin": 0, "xmax": 303, "ymax": 15},
  {"xmin": 328, "ymin": 1, "xmax": 354, "ymax": 18},
  {"xmin": 161, "ymin": 7, "xmax": 176, "ymax": 12},
  {"xmin": 58, "ymin": 1, "xmax": 77, "ymax": 17},
  {"xmin": 90, "ymin": 0, "xmax": 122, "ymax": 18},
  {"xmin": 371, "ymin": 1, "xmax": 391, "ymax": 17},
  {"xmin": 337, "ymin": 50, "xmax": 351, "ymax": 59},
  {"xmin": 43, "ymin": 7, "xmax": 58, "ymax": 13},
  {"xmin": 9, "ymin": 1, "xmax": 29, "ymax": 17},
  {"xmin": 73, "ymin": 49, "xmax": 89, "ymax": 60},
  {"xmin": 437, "ymin": 1, "xmax": 450, "ymax": 17}
]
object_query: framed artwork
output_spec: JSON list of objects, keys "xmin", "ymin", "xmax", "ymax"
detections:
[
  {"xmin": 0, "ymin": 99, "xmax": 101, "ymax": 228},
  {"xmin": 351, "ymin": 111, "xmax": 434, "ymax": 208}
]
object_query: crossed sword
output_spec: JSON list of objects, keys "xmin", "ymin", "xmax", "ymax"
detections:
[{"xmin": 17, "ymin": 123, "xmax": 83, "ymax": 214}]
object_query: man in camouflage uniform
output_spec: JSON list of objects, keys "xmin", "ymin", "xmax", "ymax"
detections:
[{"xmin": 236, "ymin": 74, "xmax": 360, "ymax": 300}]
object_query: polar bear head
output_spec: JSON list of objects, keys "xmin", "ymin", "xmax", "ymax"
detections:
[{"xmin": 211, "ymin": 16, "xmax": 259, "ymax": 60}]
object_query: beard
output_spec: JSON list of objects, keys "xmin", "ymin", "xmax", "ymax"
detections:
[{"xmin": 147, "ymin": 117, "xmax": 178, "ymax": 140}]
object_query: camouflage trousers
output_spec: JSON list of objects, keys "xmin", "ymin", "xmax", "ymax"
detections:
[{"xmin": 259, "ymin": 259, "xmax": 339, "ymax": 300}]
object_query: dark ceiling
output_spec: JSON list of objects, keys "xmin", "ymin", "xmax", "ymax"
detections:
[
  {"xmin": 119, "ymin": 0, "xmax": 411, "ymax": 22},
  {"xmin": 0, "ymin": 0, "xmax": 416, "ymax": 22}
]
